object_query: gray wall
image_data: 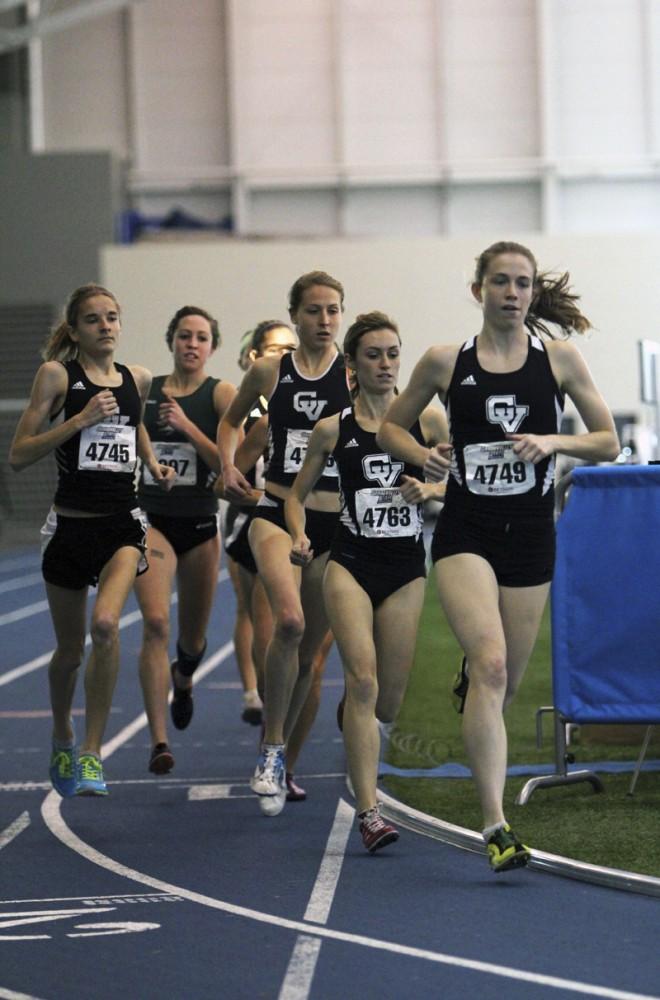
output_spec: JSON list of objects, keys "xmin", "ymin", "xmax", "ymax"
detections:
[{"xmin": 0, "ymin": 151, "xmax": 121, "ymax": 310}]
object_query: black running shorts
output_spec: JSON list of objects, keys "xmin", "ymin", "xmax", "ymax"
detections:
[
  {"xmin": 146, "ymin": 512, "xmax": 218, "ymax": 557},
  {"xmin": 42, "ymin": 508, "xmax": 148, "ymax": 590},
  {"xmin": 431, "ymin": 505, "xmax": 555, "ymax": 588}
]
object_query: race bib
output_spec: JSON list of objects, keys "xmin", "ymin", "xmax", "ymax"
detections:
[
  {"xmin": 284, "ymin": 428, "xmax": 338, "ymax": 477},
  {"xmin": 78, "ymin": 423, "xmax": 137, "ymax": 473},
  {"xmin": 463, "ymin": 441, "xmax": 534, "ymax": 496},
  {"xmin": 355, "ymin": 487, "xmax": 422, "ymax": 538},
  {"xmin": 143, "ymin": 441, "xmax": 196, "ymax": 486}
]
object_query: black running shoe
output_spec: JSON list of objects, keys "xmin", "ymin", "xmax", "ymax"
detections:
[
  {"xmin": 149, "ymin": 743, "xmax": 175, "ymax": 775},
  {"xmin": 452, "ymin": 656, "xmax": 469, "ymax": 714},
  {"xmin": 170, "ymin": 662, "xmax": 194, "ymax": 730}
]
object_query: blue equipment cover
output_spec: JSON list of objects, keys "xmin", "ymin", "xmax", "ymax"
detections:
[{"xmin": 552, "ymin": 465, "xmax": 660, "ymax": 723}]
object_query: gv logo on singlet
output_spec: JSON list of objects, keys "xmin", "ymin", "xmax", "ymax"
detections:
[
  {"xmin": 486, "ymin": 395, "xmax": 529, "ymax": 433},
  {"xmin": 363, "ymin": 454, "xmax": 404, "ymax": 489},
  {"xmin": 293, "ymin": 391, "xmax": 327, "ymax": 421}
]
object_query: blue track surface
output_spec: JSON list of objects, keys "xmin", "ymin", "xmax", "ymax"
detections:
[{"xmin": 1, "ymin": 550, "xmax": 659, "ymax": 1000}]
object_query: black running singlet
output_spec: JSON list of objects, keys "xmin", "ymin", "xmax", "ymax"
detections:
[
  {"xmin": 335, "ymin": 407, "xmax": 426, "ymax": 541},
  {"xmin": 445, "ymin": 334, "xmax": 564, "ymax": 516},
  {"xmin": 266, "ymin": 350, "xmax": 350, "ymax": 491},
  {"xmin": 53, "ymin": 359, "xmax": 141, "ymax": 514}
]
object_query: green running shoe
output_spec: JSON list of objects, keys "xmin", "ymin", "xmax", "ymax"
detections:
[
  {"xmin": 486, "ymin": 823, "xmax": 530, "ymax": 872},
  {"xmin": 76, "ymin": 752, "xmax": 108, "ymax": 796}
]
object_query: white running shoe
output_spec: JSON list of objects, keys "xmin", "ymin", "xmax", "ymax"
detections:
[
  {"xmin": 259, "ymin": 785, "xmax": 286, "ymax": 817},
  {"xmin": 250, "ymin": 744, "xmax": 285, "ymax": 796}
]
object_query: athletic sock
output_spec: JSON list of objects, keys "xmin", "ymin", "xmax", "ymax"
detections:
[
  {"xmin": 175, "ymin": 639, "xmax": 207, "ymax": 679},
  {"xmin": 482, "ymin": 821, "xmax": 506, "ymax": 843}
]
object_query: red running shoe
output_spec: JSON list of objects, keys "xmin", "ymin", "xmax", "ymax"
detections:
[
  {"xmin": 285, "ymin": 772, "xmax": 307, "ymax": 802},
  {"xmin": 359, "ymin": 806, "xmax": 399, "ymax": 854}
]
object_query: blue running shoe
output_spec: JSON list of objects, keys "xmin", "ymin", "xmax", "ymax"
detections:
[
  {"xmin": 76, "ymin": 753, "xmax": 108, "ymax": 796},
  {"xmin": 49, "ymin": 744, "xmax": 77, "ymax": 798}
]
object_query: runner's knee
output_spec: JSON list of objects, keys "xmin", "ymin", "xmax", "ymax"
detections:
[
  {"xmin": 90, "ymin": 613, "xmax": 119, "ymax": 649},
  {"xmin": 141, "ymin": 609, "xmax": 170, "ymax": 646}
]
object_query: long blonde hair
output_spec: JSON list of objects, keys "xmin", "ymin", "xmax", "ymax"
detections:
[{"xmin": 42, "ymin": 284, "xmax": 121, "ymax": 362}]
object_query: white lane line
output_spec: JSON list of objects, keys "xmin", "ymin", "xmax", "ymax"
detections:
[
  {"xmin": 0, "ymin": 601, "xmax": 50, "ymax": 627},
  {"xmin": 37, "ymin": 794, "xmax": 660, "ymax": 1000},
  {"xmin": 0, "ymin": 554, "xmax": 42, "ymax": 574},
  {"xmin": 278, "ymin": 937, "xmax": 323, "ymax": 1000},
  {"xmin": 0, "ymin": 989, "xmax": 47, "ymax": 1000},
  {"xmin": 0, "ymin": 893, "xmax": 179, "ymax": 905},
  {"xmin": 0, "ymin": 570, "xmax": 230, "ymax": 685},
  {"xmin": 279, "ymin": 798, "xmax": 355, "ymax": 1000},
  {"xmin": 0, "ymin": 812, "xmax": 30, "ymax": 851},
  {"xmin": 303, "ymin": 798, "xmax": 354, "ymax": 925},
  {"xmin": 101, "ymin": 641, "xmax": 234, "ymax": 759},
  {"xmin": 0, "ymin": 574, "xmax": 43, "ymax": 596}
]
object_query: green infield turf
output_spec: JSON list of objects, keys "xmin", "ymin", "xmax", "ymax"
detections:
[{"xmin": 383, "ymin": 575, "xmax": 660, "ymax": 878}]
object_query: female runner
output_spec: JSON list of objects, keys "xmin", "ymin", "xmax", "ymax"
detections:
[
  {"xmin": 9, "ymin": 284, "xmax": 174, "ymax": 796},
  {"xmin": 285, "ymin": 311, "xmax": 447, "ymax": 852},
  {"xmin": 134, "ymin": 305, "xmax": 236, "ymax": 773},
  {"xmin": 219, "ymin": 271, "xmax": 350, "ymax": 816},
  {"xmin": 222, "ymin": 320, "xmax": 297, "ymax": 726},
  {"xmin": 378, "ymin": 241, "xmax": 619, "ymax": 870}
]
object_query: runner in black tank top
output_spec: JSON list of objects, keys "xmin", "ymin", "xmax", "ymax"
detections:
[
  {"xmin": 378, "ymin": 241, "xmax": 619, "ymax": 871},
  {"xmin": 133, "ymin": 306, "xmax": 236, "ymax": 777},
  {"xmin": 220, "ymin": 320, "xmax": 297, "ymax": 731},
  {"xmin": 285, "ymin": 311, "xmax": 447, "ymax": 853},
  {"xmin": 8, "ymin": 284, "xmax": 175, "ymax": 799},
  {"xmin": 218, "ymin": 271, "xmax": 350, "ymax": 817}
]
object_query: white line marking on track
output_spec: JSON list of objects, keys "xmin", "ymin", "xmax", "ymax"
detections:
[
  {"xmin": 278, "ymin": 936, "xmax": 323, "ymax": 1000},
  {"xmin": 0, "ymin": 574, "xmax": 43, "ymax": 596},
  {"xmin": 26, "ymin": 624, "xmax": 658, "ymax": 1000},
  {"xmin": 0, "ymin": 601, "xmax": 49, "ymax": 626},
  {"xmin": 0, "ymin": 988, "xmax": 47, "ymax": 1000},
  {"xmin": 67, "ymin": 921, "xmax": 160, "ymax": 938},
  {"xmin": 0, "ymin": 553, "xmax": 42, "ymax": 573},
  {"xmin": 304, "ymin": 798, "xmax": 354, "ymax": 925},
  {"xmin": 0, "ymin": 570, "xmax": 230, "ymax": 685},
  {"xmin": 0, "ymin": 907, "xmax": 115, "ymax": 928},
  {"xmin": 0, "ymin": 812, "xmax": 30, "ymax": 851},
  {"xmin": 279, "ymin": 798, "xmax": 355, "ymax": 999},
  {"xmin": 0, "ymin": 893, "xmax": 180, "ymax": 905},
  {"xmin": 188, "ymin": 784, "xmax": 253, "ymax": 800},
  {"xmin": 40, "ymin": 793, "xmax": 660, "ymax": 999}
]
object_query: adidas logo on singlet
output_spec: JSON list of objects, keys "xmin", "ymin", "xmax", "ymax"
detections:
[
  {"xmin": 461, "ymin": 375, "xmax": 477, "ymax": 386},
  {"xmin": 279, "ymin": 374, "xmax": 294, "ymax": 383},
  {"xmin": 71, "ymin": 381, "xmax": 86, "ymax": 389},
  {"xmin": 345, "ymin": 438, "xmax": 359, "ymax": 448}
]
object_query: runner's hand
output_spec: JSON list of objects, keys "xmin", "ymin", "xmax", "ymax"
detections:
[
  {"xmin": 423, "ymin": 443, "xmax": 452, "ymax": 483},
  {"xmin": 149, "ymin": 463, "xmax": 177, "ymax": 491},
  {"xmin": 222, "ymin": 464, "xmax": 252, "ymax": 502},
  {"xmin": 78, "ymin": 390, "xmax": 119, "ymax": 427},
  {"xmin": 290, "ymin": 535, "xmax": 313, "ymax": 567}
]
